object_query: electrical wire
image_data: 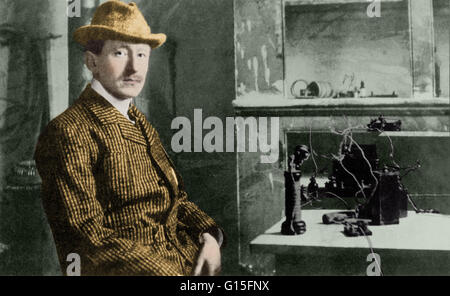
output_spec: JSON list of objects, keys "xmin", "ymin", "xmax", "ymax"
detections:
[
  {"xmin": 329, "ymin": 128, "xmax": 368, "ymax": 201},
  {"xmin": 300, "ymin": 199, "xmax": 315, "ymax": 208},
  {"xmin": 324, "ymin": 191, "xmax": 351, "ymax": 209},
  {"xmin": 330, "ymin": 122, "xmax": 383, "ymax": 202},
  {"xmin": 357, "ymin": 224, "xmax": 384, "ymax": 276},
  {"xmin": 309, "ymin": 123, "xmax": 318, "ymax": 176},
  {"xmin": 375, "ymin": 128, "xmax": 400, "ymax": 168},
  {"xmin": 333, "ymin": 220, "xmax": 384, "ymax": 276},
  {"xmin": 347, "ymin": 137, "xmax": 379, "ymax": 199}
]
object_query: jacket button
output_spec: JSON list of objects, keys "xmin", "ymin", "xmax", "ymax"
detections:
[
  {"xmin": 166, "ymin": 244, "xmax": 173, "ymax": 251},
  {"xmin": 158, "ymin": 179, "xmax": 165, "ymax": 186}
]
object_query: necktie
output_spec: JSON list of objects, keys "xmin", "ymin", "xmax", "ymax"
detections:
[{"xmin": 127, "ymin": 104, "xmax": 140, "ymax": 126}]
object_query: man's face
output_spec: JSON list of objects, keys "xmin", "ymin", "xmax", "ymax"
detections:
[{"xmin": 87, "ymin": 40, "xmax": 151, "ymax": 99}]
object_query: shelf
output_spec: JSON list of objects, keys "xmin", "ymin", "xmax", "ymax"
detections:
[
  {"xmin": 233, "ymin": 93, "xmax": 450, "ymax": 116},
  {"xmin": 285, "ymin": 0, "xmax": 404, "ymax": 6},
  {"xmin": 233, "ymin": 93, "xmax": 450, "ymax": 108},
  {"xmin": 379, "ymin": 131, "xmax": 450, "ymax": 138}
]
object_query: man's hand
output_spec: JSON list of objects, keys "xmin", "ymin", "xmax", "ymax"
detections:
[{"xmin": 192, "ymin": 232, "xmax": 221, "ymax": 276}]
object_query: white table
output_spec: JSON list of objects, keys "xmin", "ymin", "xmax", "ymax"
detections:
[{"xmin": 250, "ymin": 210, "xmax": 450, "ymax": 275}]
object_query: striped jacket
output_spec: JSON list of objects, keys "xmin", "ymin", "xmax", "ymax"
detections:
[{"xmin": 34, "ymin": 85, "xmax": 221, "ymax": 276}]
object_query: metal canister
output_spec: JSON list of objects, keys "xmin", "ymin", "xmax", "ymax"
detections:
[{"xmin": 307, "ymin": 81, "xmax": 334, "ymax": 98}]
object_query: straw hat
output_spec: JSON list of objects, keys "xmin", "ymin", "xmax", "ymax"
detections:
[{"xmin": 74, "ymin": 0, "xmax": 166, "ymax": 49}]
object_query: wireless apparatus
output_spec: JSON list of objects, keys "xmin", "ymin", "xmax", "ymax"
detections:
[{"xmin": 281, "ymin": 145, "xmax": 309, "ymax": 235}]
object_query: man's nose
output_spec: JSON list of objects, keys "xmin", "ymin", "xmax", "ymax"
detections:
[{"xmin": 125, "ymin": 55, "xmax": 138, "ymax": 75}]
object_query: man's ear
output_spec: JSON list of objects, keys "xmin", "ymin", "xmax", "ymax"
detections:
[{"xmin": 84, "ymin": 51, "xmax": 98, "ymax": 75}]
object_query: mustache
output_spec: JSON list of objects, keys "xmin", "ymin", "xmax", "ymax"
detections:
[{"xmin": 122, "ymin": 76, "xmax": 143, "ymax": 83}]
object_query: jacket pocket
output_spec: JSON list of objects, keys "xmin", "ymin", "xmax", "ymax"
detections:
[{"xmin": 100, "ymin": 151, "xmax": 133, "ymax": 200}]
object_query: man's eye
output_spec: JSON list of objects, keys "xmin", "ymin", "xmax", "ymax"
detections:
[
  {"xmin": 114, "ymin": 51, "xmax": 126, "ymax": 56},
  {"xmin": 137, "ymin": 53, "xmax": 146, "ymax": 58}
]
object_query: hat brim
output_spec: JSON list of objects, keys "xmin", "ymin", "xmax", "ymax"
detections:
[{"xmin": 74, "ymin": 25, "xmax": 167, "ymax": 49}]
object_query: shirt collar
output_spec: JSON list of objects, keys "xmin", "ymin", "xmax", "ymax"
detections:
[{"xmin": 91, "ymin": 79, "xmax": 134, "ymax": 122}]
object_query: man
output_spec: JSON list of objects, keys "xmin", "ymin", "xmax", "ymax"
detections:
[{"xmin": 34, "ymin": 0, "xmax": 223, "ymax": 276}]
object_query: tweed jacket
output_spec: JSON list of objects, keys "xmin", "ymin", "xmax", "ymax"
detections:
[{"xmin": 34, "ymin": 85, "xmax": 221, "ymax": 276}]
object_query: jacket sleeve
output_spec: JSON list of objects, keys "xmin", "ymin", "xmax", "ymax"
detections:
[
  {"xmin": 34, "ymin": 123, "xmax": 183, "ymax": 276},
  {"xmin": 176, "ymin": 186, "xmax": 226, "ymax": 248},
  {"xmin": 152, "ymin": 131, "xmax": 226, "ymax": 247}
]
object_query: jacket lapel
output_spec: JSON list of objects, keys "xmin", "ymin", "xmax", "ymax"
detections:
[
  {"xmin": 128, "ymin": 104, "xmax": 182, "ymax": 196},
  {"xmin": 80, "ymin": 84, "xmax": 119, "ymax": 125},
  {"xmin": 80, "ymin": 84, "xmax": 147, "ymax": 146},
  {"xmin": 117, "ymin": 117, "xmax": 147, "ymax": 147}
]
